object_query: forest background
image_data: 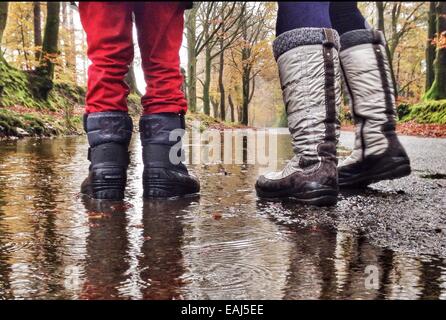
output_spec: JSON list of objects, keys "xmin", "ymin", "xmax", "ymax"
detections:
[{"xmin": 0, "ymin": 2, "xmax": 445, "ymax": 138}]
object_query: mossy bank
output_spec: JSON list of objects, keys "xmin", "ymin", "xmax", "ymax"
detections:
[
  {"xmin": 0, "ymin": 61, "xmax": 85, "ymax": 139},
  {"xmin": 397, "ymin": 100, "xmax": 446, "ymax": 124},
  {"xmin": 1, "ymin": 61, "xmax": 243, "ymax": 140}
]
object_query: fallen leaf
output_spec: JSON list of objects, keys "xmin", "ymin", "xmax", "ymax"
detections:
[{"xmin": 212, "ymin": 212, "xmax": 222, "ymax": 220}]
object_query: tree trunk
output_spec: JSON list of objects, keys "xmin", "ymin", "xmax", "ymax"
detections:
[
  {"xmin": 81, "ymin": 27, "xmax": 87, "ymax": 85},
  {"xmin": 218, "ymin": 37, "xmax": 226, "ymax": 121},
  {"xmin": 211, "ymin": 95, "xmax": 218, "ymax": 118},
  {"xmin": 241, "ymin": 67, "xmax": 250, "ymax": 126},
  {"xmin": 425, "ymin": 2, "xmax": 446, "ymax": 100},
  {"xmin": 228, "ymin": 93, "xmax": 235, "ymax": 122},
  {"xmin": 61, "ymin": 2, "xmax": 68, "ymax": 70},
  {"xmin": 377, "ymin": 1, "xmax": 398, "ymax": 99},
  {"xmin": 186, "ymin": 6, "xmax": 197, "ymax": 113},
  {"xmin": 240, "ymin": 16, "xmax": 250, "ymax": 126},
  {"xmin": 388, "ymin": 43, "xmax": 398, "ymax": 99},
  {"xmin": 203, "ymin": 40, "xmax": 211, "ymax": 116},
  {"xmin": 125, "ymin": 62, "xmax": 142, "ymax": 96},
  {"xmin": 0, "ymin": 2, "xmax": 8, "ymax": 62},
  {"xmin": 33, "ymin": 2, "xmax": 42, "ymax": 61},
  {"xmin": 61, "ymin": 2, "xmax": 75, "ymax": 81},
  {"xmin": 376, "ymin": 2, "xmax": 385, "ymax": 35},
  {"xmin": 69, "ymin": 5, "xmax": 76, "ymax": 81},
  {"xmin": 38, "ymin": 2, "xmax": 60, "ymax": 80},
  {"xmin": 237, "ymin": 105, "xmax": 242, "ymax": 123},
  {"xmin": 425, "ymin": 1, "xmax": 437, "ymax": 91},
  {"xmin": 180, "ymin": 67, "xmax": 187, "ymax": 99},
  {"xmin": 19, "ymin": 22, "xmax": 30, "ymax": 70}
]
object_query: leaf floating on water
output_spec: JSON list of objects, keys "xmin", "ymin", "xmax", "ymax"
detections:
[
  {"xmin": 143, "ymin": 236, "xmax": 152, "ymax": 241},
  {"xmin": 212, "ymin": 212, "xmax": 222, "ymax": 220},
  {"xmin": 87, "ymin": 211, "xmax": 104, "ymax": 220},
  {"xmin": 111, "ymin": 202, "xmax": 134, "ymax": 211},
  {"xmin": 87, "ymin": 211, "xmax": 111, "ymax": 220}
]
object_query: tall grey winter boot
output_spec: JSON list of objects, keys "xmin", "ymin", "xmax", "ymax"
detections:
[
  {"xmin": 255, "ymin": 28, "xmax": 342, "ymax": 206},
  {"xmin": 338, "ymin": 29, "xmax": 411, "ymax": 187}
]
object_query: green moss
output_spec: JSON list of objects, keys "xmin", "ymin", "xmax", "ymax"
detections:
[
  {"xmin": 0, "ymin": 108, "xmax": 75, "ymax": 137},
  {"xmin": 0, "ymin": 64, "xmax": 41, "ymax": 109},
  {"xmin": 0, "ymin": 110, "xmax": 25, "ymax": 127},
  {"xmin": 424, "ymin": 79, "xmax": 446, "ymax": 101},
  {"xmin": 70, "ymin": 115, "xmax": 82, "ymax": 125},
  {"xmin": 399, "ymin": 100, "xmax": 446, "ymax": 124},
  {"xmin": 1, "ymin": 61, "xmax": 85, "ymax": 111},
  {"xmin": 339, "ymin": 106, "xmax": 353, "ymax": 124},
  {"xmin": 1, "ymin": 60, "xmax": 85, "ymax": 137},
  {"xmin": 396, "ymin": 103, "xmax": 411, "ymax": 120},
  {"xmin": 0, "ymin": 60, "xmax": 248, "ymax": 138},
  {"xmin": 127, "ymin": 93, "xmax": 142, "ymax": 116}
]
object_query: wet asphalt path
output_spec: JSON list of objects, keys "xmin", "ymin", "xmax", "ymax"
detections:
[
  {"xmin": 0, "ymin": 130, "xmax": 445, "ymax": 299},
  {"xmin": 305, "ymin": 131, "xmax": 446, "ymax": 257}
]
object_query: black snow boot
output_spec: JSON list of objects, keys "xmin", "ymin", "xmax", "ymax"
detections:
[
  {"xmin": 139, "ymin": 113, "xmax": 200, "ymax": 198},
  {"xmin": 81, "ymin": 112, "xmax": 133, "ymax": 200},
  {"xmin": 338, "ymin": 29, "xmax": 411, "ymax": 187}
]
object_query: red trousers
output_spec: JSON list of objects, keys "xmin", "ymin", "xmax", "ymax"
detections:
[{"xmin": 79, "ymin": 2, "xmax": 187, "ymax": 114}]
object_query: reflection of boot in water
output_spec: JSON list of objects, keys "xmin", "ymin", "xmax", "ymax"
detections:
[
  {"xmin": 256, "ymin": 199, "xmax": 338, "ymax": 298},
  {"xmin": 139, "ymin": 197, "xmax": 197, "ymax": 300},
  {"xmin": 80, "ymin": 197, "xmax": 131, "ymax": 299},
  {"xmin": 256, "ymin": 199, "xmax": 386, "ymax": 299}
]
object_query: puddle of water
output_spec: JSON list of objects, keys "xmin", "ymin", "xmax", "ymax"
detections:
[{"xmin": 0, "ymin": 132, "xmax": 445, "ymax": 300}]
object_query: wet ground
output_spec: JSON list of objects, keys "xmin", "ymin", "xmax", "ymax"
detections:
[{"xmin": 0, "ymin": 130, "xmax": 445, "ymax": 300}]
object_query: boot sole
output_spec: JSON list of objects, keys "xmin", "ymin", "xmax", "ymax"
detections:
[
  {"xmin": 81, "ymin": 167, "xmax": 127, "ymax": 201},
  {"xmin": 142, "ymin": 166, "xmax": 200, "ymax": 199},
  {"xmin": 256, "ymin": 188, "xmax": 338, "ymax": 207},
  {"xmin": 89, "ymin": 188, "xmax": 125, "ymax": 200},
  {"xmin": 339, "ymin": 158, "xmax": 411, "ymax": 188},
  {"xmin": 81, "ymin": 183, "xmax": 125, "ymax": 200},
  {"xmin": 143, "ymin": 188, "xmax": 199, "ymax": 199},
  {"xmin": 143, "ymin": 180, "xmax": 199, "ymax": 199}
]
